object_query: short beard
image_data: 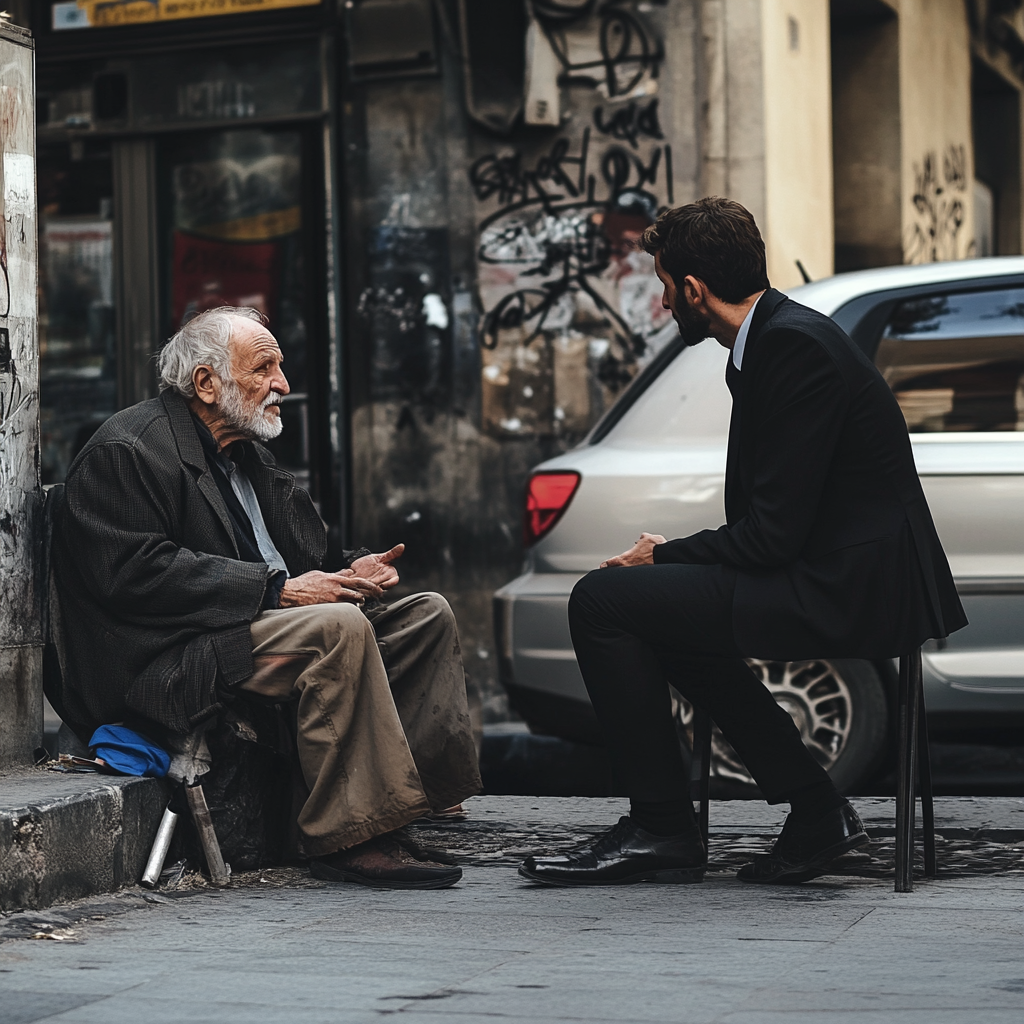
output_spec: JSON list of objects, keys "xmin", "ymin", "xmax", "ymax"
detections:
[
  {"xmin": 674, "ymin": 302, "xmax": 713, "ymax": 347},
  {"xmin": 219, "ymin": 380, "xmax": 285, "ymax": 442}
]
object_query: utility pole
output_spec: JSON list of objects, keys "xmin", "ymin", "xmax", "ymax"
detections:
[{"xmin": 0, "ymin": 21, "xmax": 39, "ymax": 769}]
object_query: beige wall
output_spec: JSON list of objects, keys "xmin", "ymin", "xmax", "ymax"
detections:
[
  {"xmin": 759, "ymin": 0, "xmax": 833, "ymax": 289},
  {"xmin": 895, "ymin": 0, "xmax": 975, "ymax": 263}
]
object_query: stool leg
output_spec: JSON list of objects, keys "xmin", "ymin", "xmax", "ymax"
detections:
[
  {"xmin": 690, "ymin": 707, "xmax": 712, "ymax": 849},
  {"xmin": 186, "ymin": 782, "xmax": 231, "ymax": 887},
  {"xmin": 915, "ymin": 653, "xmax": 936, "ymax": 878},
  {"xmin": 895, "ymin": 650, "xmax": 920, "ymax": 892}
]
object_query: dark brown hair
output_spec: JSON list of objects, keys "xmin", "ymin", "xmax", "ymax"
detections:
[{"xmin": 640, "ymin": 197, "xmax": 769, "ymax": 303}]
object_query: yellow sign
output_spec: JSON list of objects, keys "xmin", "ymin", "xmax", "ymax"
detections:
[
  {"xmin": 54, "ymin": 0, "xmax": 321, "ymax": 30},
  {"xmin": 193, "ymin": 206, "xmax": 302, "ymax": 242}
]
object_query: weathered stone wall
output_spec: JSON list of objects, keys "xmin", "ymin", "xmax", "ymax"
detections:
[
  {"xmin": 343, "ymin": 3, "xmax": 702, "ymax": 719},
  {"xmin": 0, "ymin": 23, "xmax": 39, "ymax": 769}
]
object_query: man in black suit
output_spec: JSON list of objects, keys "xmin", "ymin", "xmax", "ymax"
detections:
[{"xmin": 520, "ymin": 198, "xmax": 966, "ymax": 887}]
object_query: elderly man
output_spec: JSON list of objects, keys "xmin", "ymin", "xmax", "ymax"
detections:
[{"xmin": 53, "ymin": 307, "xmax": 481, "ymax": 889}]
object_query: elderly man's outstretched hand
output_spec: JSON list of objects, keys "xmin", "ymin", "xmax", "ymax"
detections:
[
  {"xmin": 600, "ymin": 532, "xmax": 666, "ymax": 569},
  {"xmin": 347, "ymin": 544, "xmax": 404, "ymax": 591}
]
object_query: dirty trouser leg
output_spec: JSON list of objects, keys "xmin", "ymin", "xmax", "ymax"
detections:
[
  {"xmin": 245, "ymin": 603, "xmax": 432, "ymax": 856},
  {"xmin": 365, "ymin": 592, "xmax": 483, "ymax": 812}
]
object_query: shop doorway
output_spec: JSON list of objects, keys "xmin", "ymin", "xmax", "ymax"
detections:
[
  {"xmin": 160, "ymin": 126, "xmax": 319, "ymax": 494},
  {"xmin": 38, "ymin": 124, "xmax": 326, "ymax": 501}
]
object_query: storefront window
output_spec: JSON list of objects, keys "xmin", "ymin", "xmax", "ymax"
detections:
[
  {"xmin": 38, "ymin": 141, "xmax": 116, "ymax": 484},
  {"xmin": 162, "ymin": 128, "xmax": 311, "ymax": 490}
]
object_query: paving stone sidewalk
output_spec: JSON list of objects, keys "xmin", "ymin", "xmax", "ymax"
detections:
[{"xmin": 1, "ymin": 796, "xmax": 1023, "ymax": 1024}]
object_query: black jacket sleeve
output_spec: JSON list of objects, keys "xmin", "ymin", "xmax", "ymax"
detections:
[{"xmin": 653, "ymin": 330, "xmax": 849, "ymax": 571}]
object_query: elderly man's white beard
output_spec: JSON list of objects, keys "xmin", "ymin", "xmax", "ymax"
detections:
[{"xmin": 219, "ymin": 380, "xmax": 285, "ymax": 442}]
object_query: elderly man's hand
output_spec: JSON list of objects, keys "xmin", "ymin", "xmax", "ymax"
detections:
[
  {"xmin": 347, "ymin": 544, "xmax": 404, "ymax": 591},
  {"xmin": 600, "ymin": 532, "xmax": 667, "ymax": 568},
  {"xmin": 279, "ymin": 571, "xmax": 384, "ymax": 608}
]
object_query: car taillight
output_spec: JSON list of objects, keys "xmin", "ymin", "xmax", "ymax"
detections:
[{"xmin": 524, "ymin": 471, "xmax": 581, "ymax": 546}]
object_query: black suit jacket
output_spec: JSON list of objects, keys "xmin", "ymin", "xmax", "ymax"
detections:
[
  {"xmin": 653, "ymin": 289, "xmax": 967, "ymax": 659},
  {"xmin": 53, "ymin": 391, "xmax": 329, "ymax": 734}
]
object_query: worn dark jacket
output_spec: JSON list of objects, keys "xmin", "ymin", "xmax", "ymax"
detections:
[
  {"xmin": 53, "ymin": 391, "xmax": 328, "ymax": 734},
  {"xmin": 654, "ymin": 289, "xmax": 967, "ymax": 659}
]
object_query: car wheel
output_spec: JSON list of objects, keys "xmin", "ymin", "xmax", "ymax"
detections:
[{"xmin": 672, "ymin": 659, "xmax": 889, "ymax": 796}]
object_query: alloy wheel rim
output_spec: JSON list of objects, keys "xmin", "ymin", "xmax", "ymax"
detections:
[{"xmin": 674, "ymin": 659, "xmax": 855, "ymax": 785}]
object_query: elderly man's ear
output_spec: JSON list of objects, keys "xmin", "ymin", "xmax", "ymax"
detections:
[{"xmin": 193, "ymin": 365, "xmax": 221, "ymax": 406}]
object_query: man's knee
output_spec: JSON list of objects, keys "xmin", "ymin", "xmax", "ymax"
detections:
[
  {"xmin": 568, "ymin": 569, "xmax": 607, "ymax": 626},
  {"xmin": 407, "ymin": 591, "xmax": 458, "ymax": 637},
  {"xmin": 318, "ymin": 601, "xmax": 375, "ymax": 648}
]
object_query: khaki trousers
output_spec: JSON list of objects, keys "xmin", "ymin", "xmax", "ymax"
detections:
[{"xmin": 243, "ymin": 592, "xmax": 482, "ymax": 856}]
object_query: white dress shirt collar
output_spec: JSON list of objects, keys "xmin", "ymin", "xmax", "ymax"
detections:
[{"xmin": 731, "ymin": 292, "xmax": 765, "ymax": 371}]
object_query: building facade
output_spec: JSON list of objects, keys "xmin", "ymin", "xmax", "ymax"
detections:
[{"xmin": 19, "ymin": 0, "xmax": 1024, "ymax": 728}]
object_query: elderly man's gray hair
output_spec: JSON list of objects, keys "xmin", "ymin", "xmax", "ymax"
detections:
[{"xmin": 158, "ymin": 306, "xmax": 266, "ymax": 397}]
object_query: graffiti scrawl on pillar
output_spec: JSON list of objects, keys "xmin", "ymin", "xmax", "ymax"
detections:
[{"xmin": 905, "ymin": 145, "xmax": 974, "ymax": 265}]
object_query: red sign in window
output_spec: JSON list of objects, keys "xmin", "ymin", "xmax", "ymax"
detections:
[{"xmin": 170, "ymin": 231, "xmax": 280, "ymax": 329}]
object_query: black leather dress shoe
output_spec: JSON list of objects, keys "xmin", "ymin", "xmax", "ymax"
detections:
[
  {"xmin": 737, "ymin": 803, "xmax": 868, "ymax": 884},
  {"xmin": 519, "ymin": 816, "xmax": 706, "ymax": 887}
]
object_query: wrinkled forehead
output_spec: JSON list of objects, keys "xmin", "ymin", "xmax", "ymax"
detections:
[{"xmin": 227, "ymin": 318, "xmax": 282, "ymax": 368}]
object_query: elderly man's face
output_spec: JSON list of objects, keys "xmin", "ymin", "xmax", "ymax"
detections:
[{"xmin": 219, "ymin": 319, "xmax": 291, "ymax": 442}]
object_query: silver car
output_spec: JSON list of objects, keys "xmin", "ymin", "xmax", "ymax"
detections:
[{"xmin": 494, "ymin": 257, "xmax": 1024, "ymax": 794}]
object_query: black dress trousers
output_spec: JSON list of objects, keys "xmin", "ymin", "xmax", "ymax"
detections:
[{"xmin": 568, "ymin": 563, "xmax": 832, "ymax": 804}]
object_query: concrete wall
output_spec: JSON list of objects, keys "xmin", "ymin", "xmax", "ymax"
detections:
[
  {"xmin": 0, "ymin": 25, "xmax": 40, "ymax": 770},
  {"xmin": 761, "ymin": 0, "xmax": 834, "ymax": 288}
]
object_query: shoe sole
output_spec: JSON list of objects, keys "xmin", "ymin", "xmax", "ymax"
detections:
[
  {"xmin": 408, "ymin": 814, "xmax": 469, "ymax": 826},
  {"xmin": 738, "ymin": 830, "xmax": 870, "ymax": 885},
  {"xmin": 518, "ymin": 865, "xmax": 705, "ymax": 887},
  {"xmin": 310, "ymin": 862, "xmax": 462, "ymax": 890}
]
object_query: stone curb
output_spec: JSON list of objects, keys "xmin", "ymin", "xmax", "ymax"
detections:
[{"xmin": 0, "ymin": 771, "xmax": 168, "ymax": 912}]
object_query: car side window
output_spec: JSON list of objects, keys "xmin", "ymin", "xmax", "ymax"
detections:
[{"xmin": 876, "ymin": 287, "xmax": 1024, "ymax": 432}]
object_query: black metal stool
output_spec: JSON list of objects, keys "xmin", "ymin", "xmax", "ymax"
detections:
[{"xmin": 688, "ymin": 650, "xmax": 937, "ymax": 892}]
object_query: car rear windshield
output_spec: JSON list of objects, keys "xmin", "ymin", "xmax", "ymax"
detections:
[{"xmin": 877, "ymin": 286, "xmax": 1024, "ymax": 432}]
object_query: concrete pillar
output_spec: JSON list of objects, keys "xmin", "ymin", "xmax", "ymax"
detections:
[
  {"xmin": 761, "ymin": 0, "xmax": 834, "ymax": 288},
  {"xmin": 897, "ymin": 0, "xmax": 975, "ymax": 263},
  {"xmin": 699, "ymin": 0, "xmax": 831, "ymax": 288},
  {"xmin": 0, "ymin": 23, "xmax": 40, "ymax": 770}
]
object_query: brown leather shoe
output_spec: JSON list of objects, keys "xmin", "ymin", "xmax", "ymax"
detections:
[{"xmin": 310, "ymin": 832, "xmax": 462, "ymax": 890}]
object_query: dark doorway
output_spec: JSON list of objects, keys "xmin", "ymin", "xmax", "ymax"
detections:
[
  {"xmin": 972, "ymin": 60, "xmax": 1022, "ymax": 257},
  {"xmin": 831, "ymin": 0, "xmax": 901, "ymax": 272}
]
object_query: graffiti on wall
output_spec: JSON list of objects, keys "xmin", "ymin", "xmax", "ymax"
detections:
[
  {"xmin": 539, "ymin": 1, "xmax": 664, "ymax": 98},
  {"xmin": 904, "ymin": 145, "xmax": 974, "ymax": 265},
  {"xmin": 471, "ymin": 2, "xmax": 673, "ymax": 439}
]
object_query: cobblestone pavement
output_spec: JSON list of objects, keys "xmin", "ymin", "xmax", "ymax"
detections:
[
  {"xmin": 1, "ymin": 797, "xmax": 1022, "ymax": 1024},
  {"xmin": 408, "ymin": 799, "xmax": 1024, "ymax": 879}
]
